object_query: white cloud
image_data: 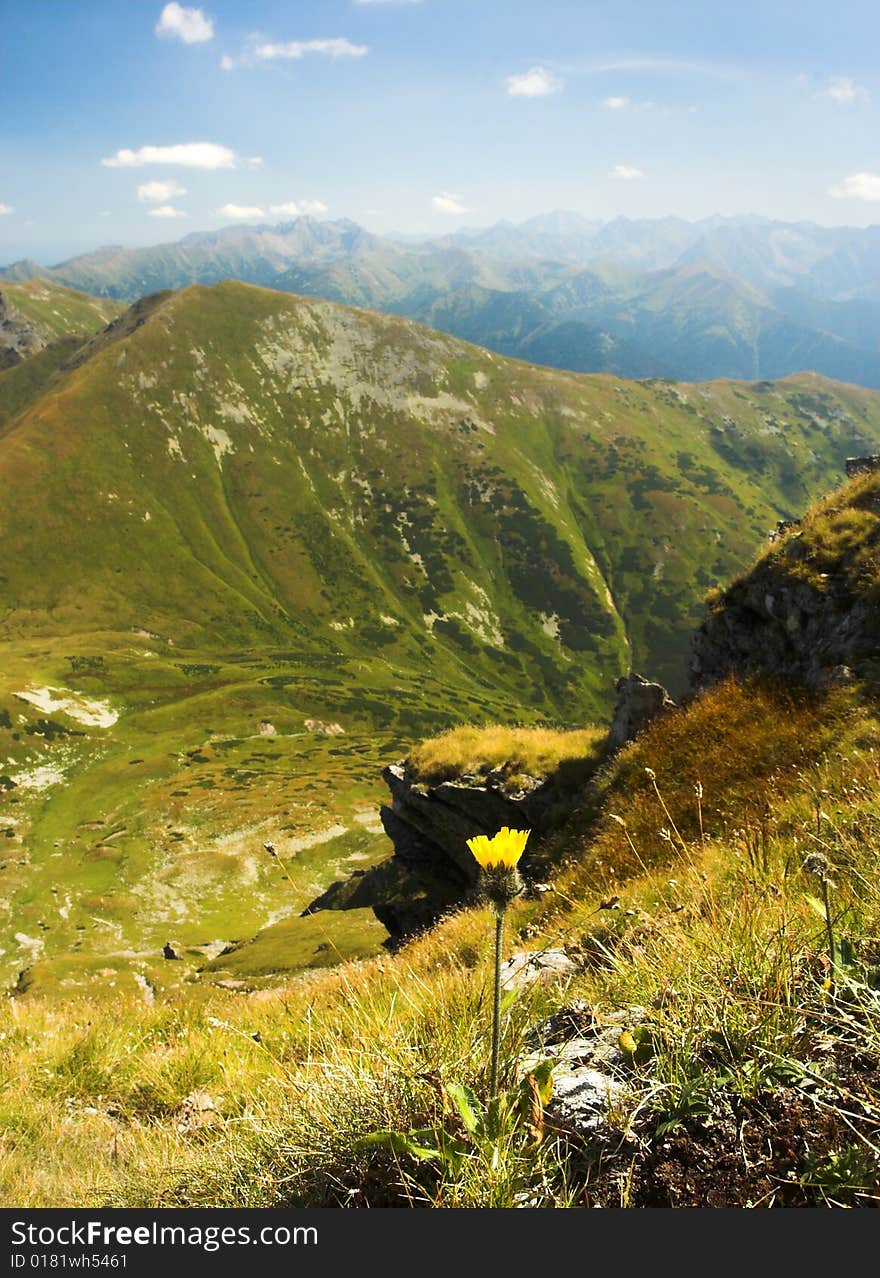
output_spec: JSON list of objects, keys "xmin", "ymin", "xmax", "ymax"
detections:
[
  {"xmin": 610, "ymin": 164, "xmax": 644, "ymax": 179},
  {"xmin": 821, "ymin": 76, "xmax": 869, "ymax": 105},
  {"xmin": 829, "ymin": 172, "xmax": 880, "ymax": 201},
  {"xmin": 149, "ymin": 205, "xmax": 188, "ymax": 218},
  {"xmin": 506, "ymin": 65, "xmax": 563, "ymax": 98},
  {"xmin": 269, "ymin": 199, "xmax": 328, "ymax": 217},
  {"xmin": 137, "ymin": 178, "xmax": 187, "ymax": 203},
  {"xmin": 603, "ymin": 96, "xmax": 630, "ymax": 109},
  {"xmin": 102, "ymin": 142, "xmax": 236, "ymax": 169},
  {"xmin": 432, "ymin": 192, "xmax": 468, "ymax": 215},
  {"xmin": 216, "ymin": 203, "xmax": 266, "ymax": 219},
  {"xmin": 223, "ymin": 36, "xmax": 368, "ymax": 70},
  {"xmin": 0, "ymin": 203, "xmax": 13, "ymax": 215},
  {"xmin": 155, "ymin": 3, "xmax": 214, "ymax": 44},
  {"xmin": 245, "ymin": 156, "xmax": 264, "ymax": 169},
  {"xmin": 255, "ymin": 38, "xmax": 368, "ymax": 61}
]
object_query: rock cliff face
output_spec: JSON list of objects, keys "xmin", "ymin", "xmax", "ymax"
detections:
[
  {"xmin": 691, "ymin": 466, "xmax": 880, "ymax": 692},
  {"xmin": 607, "ymin": 673, "xmax": 677, "ymax": 749},
  {"xmin": 306, "ymin": 761, "xmax": 570, "ymax": 940}
]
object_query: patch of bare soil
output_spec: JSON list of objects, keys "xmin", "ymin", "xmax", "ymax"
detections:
[{"xmin": 580, "ymin": 1051, "xmax": 880, "ymax": 1208}]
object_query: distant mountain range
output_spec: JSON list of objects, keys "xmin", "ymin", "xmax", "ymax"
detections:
[{"xmin": 4, "ymin": 212, "xmax": 880, "ymax": 385}]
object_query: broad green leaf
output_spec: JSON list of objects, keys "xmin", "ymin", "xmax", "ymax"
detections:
[{"xmin": 353, "ymin": 1128, "xmax": 440, "ymax": 1162}]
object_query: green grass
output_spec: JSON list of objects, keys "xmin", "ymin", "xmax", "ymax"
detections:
[
  {"xmin": 4, "ymin": 283, "xmax": 880, "ymax": 998},
  {"xmin": 3, "ymin": 287, "xmax": 880, "ymax": 1203},
  {"xmin": 1, "ymin": 279, "xmax": 122, "ymax": 341}
]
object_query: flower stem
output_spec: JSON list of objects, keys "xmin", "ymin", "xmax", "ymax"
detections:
[
  {"xmin": 491, "ymin": 908, "xmax": 504, "ymax": 1099},
  {"xmin": 821, "ymin": 876, "xmax": 836, "ymax": 979}
]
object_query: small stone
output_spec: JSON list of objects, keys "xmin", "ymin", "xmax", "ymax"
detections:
[
  {"xmin": 500, "ymin": 948, "xmax": 578, "ymax": 990},
  {"xmin": 546, "ymin": 1067, "xmax": 626, "ymax": 1135}
]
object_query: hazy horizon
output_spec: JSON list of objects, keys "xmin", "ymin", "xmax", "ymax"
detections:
[{"xmin": 5, "ymin": 205, "xmax": 880, "ymax": 273}]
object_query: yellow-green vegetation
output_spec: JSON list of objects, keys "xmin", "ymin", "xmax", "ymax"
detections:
[
  {"xmin": 759, "ymin": 468, "xmax": 880, "ymax": 595},
  {"xmin": 7, "ymin": 286, "xmax": 880, "ymax": 997},
  {"xmin": 1, "ymin": 279, "xmax": 123, "ymax": 341},
  {"xmin": 550, "ymin": 678, "xmax": 855, "ymax": 884},
  {"xmin": 407, "ymin": 724, "xmax": 606, "ymax": 789},
  {"xmin": 3, "ymin": 676, "xmax": 879, "ymax": 1208}
]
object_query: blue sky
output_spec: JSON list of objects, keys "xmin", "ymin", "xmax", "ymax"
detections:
[{"xmin": 2, "ymin": 0, "xmax": 879, "ymax": 264}]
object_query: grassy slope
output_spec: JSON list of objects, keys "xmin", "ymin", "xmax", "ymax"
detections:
[
  {"xmin": 2, "ymin": 676, "xmax": 878, "ymax": 1207},
  {"xmin": 0, "ymin": 340, "xmax": 83, "ymax": 433},
  {"xmin": 4, "ymin": 282, "xmax": 880, "ymax": 997},
  {"xmin": 1, "ymin": 279, "xmax": 123, "ymax": 341}
]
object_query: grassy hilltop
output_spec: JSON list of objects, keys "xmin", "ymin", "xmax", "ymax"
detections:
[{"xmin": 0, "ymin": 278, "xmax": 123, "ymax": 343}]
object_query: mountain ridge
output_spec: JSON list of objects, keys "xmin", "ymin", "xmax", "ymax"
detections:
[{"xmin": 6, "ymin": 213, "xmax": 880, "ymax": 387}]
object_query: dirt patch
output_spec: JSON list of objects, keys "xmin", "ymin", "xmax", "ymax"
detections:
[{"xmin": 577, "ymin": 1067, "xmax": 880, "ymax": 1207}]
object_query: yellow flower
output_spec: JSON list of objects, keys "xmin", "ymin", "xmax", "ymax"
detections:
[{"xmin": 466, "ymin": 826, "xmax": 530, "ymax": 870}]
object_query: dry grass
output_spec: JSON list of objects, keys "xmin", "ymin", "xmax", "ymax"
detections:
[
  {"xmin": 541, "ymin": 678, "xmax": 856, "ymax": 894},
  {"xmin": 407, "ymin": 723, "xmax": 607, "ymax": 791}
]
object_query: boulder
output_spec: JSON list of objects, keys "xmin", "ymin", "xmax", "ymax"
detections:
[
  {"xmin": 608, "ymin": 673, "xmax": 677, "ymax": 749},
  {"xmin": 546, "ymin": 1068, "xmax": 626, "ymax": 1135}
]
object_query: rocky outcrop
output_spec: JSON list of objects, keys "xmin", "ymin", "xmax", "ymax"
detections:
[
  {"xmin": 0, "ymin": 290, "xmax": 46, "ymax": 366},
  {"xmin": 306, "ymin": 672, "xmax": 677, "ymax": 943},
  {"xmin": 521, "ymin": 1002, "xmax": 647, "ymax": 1136},
  {"xmin": 690, "ymin": 481, "xmax": 880, "ymax": 691},
  {"xmin": 690, "ymin": 565, "xmax": 870, "ymax": 691},
  {"xmin": 304, "ymin": 760, "xmax": 582, "ymax": 943},
  {"xmin": 302, "ymin": 856, "xmax": 439, "ymax": 940},
  {"xmin": 608, "ymin": 673, "xmax": 677, "ymax": 749},
  {"xmin": 845, "ymin": 455, "xmax": 880, "ymax": 479}
]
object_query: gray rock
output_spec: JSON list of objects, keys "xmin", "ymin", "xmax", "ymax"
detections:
[
  {"xmin": 521, "ymin": 1002, "xmax": 648, "ymax": 1136},
  {"xmin": 525, "ymin": 1003, "xmax": 647, "ymax": 1070},
  {"xmin": 546, "ymin": 1067, "xmax": 626, "ymax": 1134},
  {"xmin": 690, "ymin": 517, "xmax": 880, "ymax": 692},
  {"xmin": 0, "ymin": 290, "xmax": 47, "ymax": 366},
  {"xmin": 608, "ymin": 673, "xmax": 677, "ymax": 749},
  {"xmin": 342, "ymin": 759, "xmax": 571, "ymax": 943},
  {"xmin": 500, "ymin": 948, "xmax": 578, "ymax": 990},
  {"xmin": 302, "ymin": 854, "xmax": 439, "ymax": 941}
]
